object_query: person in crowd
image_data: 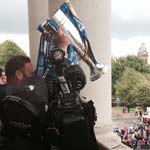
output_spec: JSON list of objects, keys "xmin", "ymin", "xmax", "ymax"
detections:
[
  {"xmin": 127, "ymin": 102, "xmax": 130, "ymax": 113},
  {"xmin": 0, "ymin": 68, "xmax": 6, "ymax": 86},
  {"xmin": 138, "ymin": 110, "xmax": 143, "ymax": 122},
  {"xmin": 114, "ymin": 121, "xmax": 150, "ymax": 149}
]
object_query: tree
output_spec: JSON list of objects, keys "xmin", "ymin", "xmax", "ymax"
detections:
[
  {"xmin": 114, "ymin": 68, "xmax": 144, "ymax": 103},
  {"xmin": 115, "ymin": 68, "xmax": 150, "ymax": 105},
  {"xmin": 133, "ymin": 74, "xmax": 150, "ymax": 105},
  {"xmin": 112, "ymin": 55, "xmax": 150, "ymax": 95},
  {"xmin": 0, "ymin": 40, "xmax": 26, "ymax": 67},
  {"xmin": 133, "ymin": 82, "xmax": 150, "ymax": 105}
]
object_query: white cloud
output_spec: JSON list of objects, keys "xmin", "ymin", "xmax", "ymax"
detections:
[
  {"xmin": 111, "ymin": 36, "xmax": 150, "ymax": 57},
  {"xmin": 112, "ymin": 0, "xmax": 150, "ymax": 20},
  {"xmin": 0, "ymin": 33, "xmax": 29, "ymax": 56},
  {"xmin": 112, "ymin": 0, "xmax": 150, "ymax": 60},
  {"xmin": 0, "ymin": 0, "xmax": 28, "ymax": 33}
]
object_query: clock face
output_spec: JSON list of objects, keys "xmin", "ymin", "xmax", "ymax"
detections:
[{"xmin": 141, "ymin": 50, "xmax": 148, "ymax": 56}]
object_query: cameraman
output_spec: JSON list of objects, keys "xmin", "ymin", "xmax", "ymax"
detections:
[
  {"xmin": 0, "ymin": 55, "xmax": 44, "ymax": 150},
  {"xmin": 0, "ymin": 28, "xmax": 70, "ymax": 149}
]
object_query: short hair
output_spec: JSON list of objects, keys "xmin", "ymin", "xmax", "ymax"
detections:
[{"xmin": 5, "ymin": 55, "xmax": 31, "ymax": 78}]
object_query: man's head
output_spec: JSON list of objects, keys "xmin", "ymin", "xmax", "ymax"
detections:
[{"xmin": 5, "ymin": 55, "xmax": 34, "ymax": 86}]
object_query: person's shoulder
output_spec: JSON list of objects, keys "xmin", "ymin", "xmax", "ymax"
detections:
[{"xmin": 23, "ymin": 75, "xmax": 48, "ymax": 97}]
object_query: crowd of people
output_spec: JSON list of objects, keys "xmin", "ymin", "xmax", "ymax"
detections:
[{"xmin": 114, "ymin": 119, "xmax": 150, "ymax": 149}]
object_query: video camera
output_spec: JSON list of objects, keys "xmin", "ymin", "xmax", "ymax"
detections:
[{"xmin": 44, "ymin": 47, "xmax": 98, "ymax": 150}]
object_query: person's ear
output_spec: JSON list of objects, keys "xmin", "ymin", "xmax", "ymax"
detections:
[{"xmin": 15, "ymin": 70, "xmax": 23, "ymax": 80}]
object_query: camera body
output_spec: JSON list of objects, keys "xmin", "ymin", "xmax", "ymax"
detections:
[{"xmin": 44, "ymin": 48, "xmax": 98, "ymax": 150}]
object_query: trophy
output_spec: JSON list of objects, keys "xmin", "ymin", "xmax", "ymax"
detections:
[{"xmin": 38, "ymin": 2, "xmax": 108, "ymax": 81}]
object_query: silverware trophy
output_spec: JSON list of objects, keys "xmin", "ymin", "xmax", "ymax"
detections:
[{"xmin": 38, "ymin": 1, "xmax": 108, "ymax": 81}]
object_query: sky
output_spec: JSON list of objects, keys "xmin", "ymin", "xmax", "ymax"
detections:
[
  {"xmin": 0, "ymin": 0, "xmax": 150, "ymax": 57},
  {"xmin": 112, "ymin": 0, "xmax": 150, "ymax": 57},
  {"xmin": 0, "ymin": 0, "xmax": 29, "ymax": 55}
]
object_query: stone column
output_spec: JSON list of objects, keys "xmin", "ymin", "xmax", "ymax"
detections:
[
  {"xmin": 48, "ymin": 0, "xmax": 112, "ymax": 126},
  {"xmin": 28, "ymin": 0, "xmax": 49, "ymax": 67}
]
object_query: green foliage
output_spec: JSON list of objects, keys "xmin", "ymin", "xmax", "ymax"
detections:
[
  {"xmin": 115, "ymin": 68, "xmax": 150, "ymax": 105},
  {"xmin": 133, "ymin": 74, "xmax": 150, "ymax": 105},
  {"xmin": 112, "ymin": 55, "xmax": 150, "ymax": 95},
  {"xmin": 0, "ymin": 40, "xmax": 26, "ymax": 68},
  {"xmin": 115, "ymin": 68, "xmax": 143, "ymax": 103},
  {"xmin": 134, "ymin": 83, "xmax": 150, "ymax": 105}
]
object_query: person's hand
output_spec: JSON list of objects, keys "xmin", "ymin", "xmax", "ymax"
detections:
[{"xmin": 54, "ymin": 28, "xmax": 70, "ymax": 52}]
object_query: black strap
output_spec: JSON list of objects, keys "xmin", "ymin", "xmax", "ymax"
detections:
[{"xmin": 2, "ymin": 96, "xmax": 39, "ymax": 118}]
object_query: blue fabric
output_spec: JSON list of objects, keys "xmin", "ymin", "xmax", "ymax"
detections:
[
  {"xmin": 67, "ymin": 44, "xmax": 79, "ymax": 64},
  {"xmin": 35, "ymin": 35, "xmax": 45, "ymax": 77},
  {"xmin": 36, "ymin": 2, "xmax": 97, "ymax": 77},
  {"xmin": 60, "ymin": 2, "xmax": 97, "ymax": 64}
]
